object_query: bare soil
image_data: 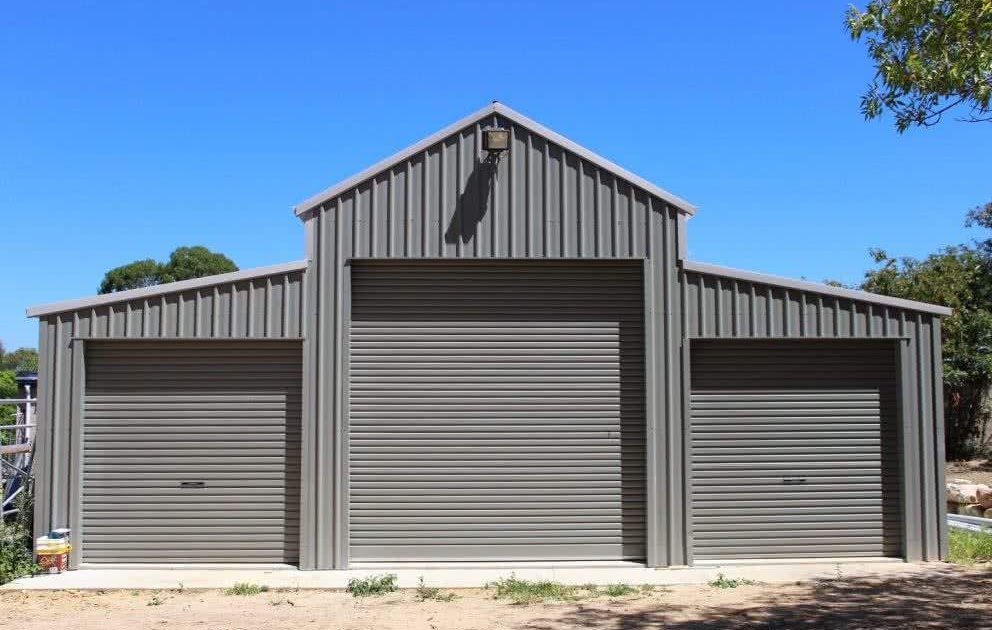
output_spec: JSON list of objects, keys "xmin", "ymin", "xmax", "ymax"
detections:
[
  {"xmin": 2, "ymin": 565, "xmax": 990, "ymax": 629},
  {"xmin": 947, "ymin": 459, "xmax": 992, "ymax": 486}
]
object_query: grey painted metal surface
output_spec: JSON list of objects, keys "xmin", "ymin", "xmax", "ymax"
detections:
[
  {"xmin": 31, "ymin": 265, "xmax": 305, "ymax": 560},
  {"xmin": 682, "ymin": 261, "xmax": 951, "ymax": 316},
  {"xmin": 300, "ymin": 106, "xmax": 685, "ymax": 568},
  {"xmin": 80, "ymin": 341, "xmax": 302, "ymax": 563},
  {"xmin": 27, "ymin": 261, "xmax": 308, "ymax": 318},
  {"xmin": 347, "ymin": 261, "xmax": 646, "ymax": 561},
  {"xmin": 689, "ymin": 340, "xmax": 902, "ymax": 560},
  {"xmin": 295, "ymin": 102, "xmax": 696, "ymax": 217},
  {"xmin": 682, "ymin": 267, "xmax": 946, "ymax": 562}
]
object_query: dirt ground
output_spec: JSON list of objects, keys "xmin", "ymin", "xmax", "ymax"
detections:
[
  {"xmin": 947, "ymin": 459, "xmax": 992, "ymax": 486},
  {"xmin": 2, "ymin": 565, "xmax": 990, "ymax": 630}
]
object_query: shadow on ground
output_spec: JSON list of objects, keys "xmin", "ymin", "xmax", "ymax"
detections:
[{"xmin": 523, "ymin": 565, "xmax": 992, "ymax": 630}]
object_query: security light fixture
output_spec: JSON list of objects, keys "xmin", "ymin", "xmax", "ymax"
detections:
[{"xmin": 483, "ymin": 128, "xmax": 510, "ymax": 152}]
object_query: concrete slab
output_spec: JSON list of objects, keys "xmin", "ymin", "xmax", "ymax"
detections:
[{"xmin": 2, "ymin": 560, "xmax": 933, "ymax": 591}]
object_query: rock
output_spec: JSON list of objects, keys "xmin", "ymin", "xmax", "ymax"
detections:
[
  {"xmin": 985, "ymin": 508, "xmax": 992, "ymax": 519},
  {"xmin": 976, "ymin": 486, "xmax": 992, "ymax": 509},
  {"xmin": 949, "ymin": 478, "xmax": 975, "ymax": 485},
  {"xmin": 947, "ymin": 482, "xmax": 981, "ymax": 504},
  {"xmin": 959, "ymin": 504, "xmax": 986, "ymax": 517}
]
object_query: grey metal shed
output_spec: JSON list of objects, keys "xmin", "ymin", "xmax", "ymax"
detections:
[{"xmin": 27, "ymin": 103, "xmax": 950, "ymax": 571}]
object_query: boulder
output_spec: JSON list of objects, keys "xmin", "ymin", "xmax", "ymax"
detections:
[
  {"xmin": 958, "ymin": 504, "xmax": 987, "ymax": 517},
  {"xmin": 947, "ymin": 482, "xmax": 982, "ymax": 504},
  {"xmin": 976, "ymin": 486, "xmax": 992, "ymax": 509}
]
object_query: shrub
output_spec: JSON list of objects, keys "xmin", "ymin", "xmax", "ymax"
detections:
[
  {"xmin": 347, "ymin": 573, "xmax": 398, "ymax": 597},
  {"xmin": 0, "ymin": 487, "xmax": 36, "ymax": 585}
]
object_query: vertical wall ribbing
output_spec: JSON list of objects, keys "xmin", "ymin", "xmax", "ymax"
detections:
[{"xmin": 682, "ymin": 269, "xmax": 945, "ymax": 561}]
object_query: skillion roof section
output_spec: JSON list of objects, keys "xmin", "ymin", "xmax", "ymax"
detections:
[
  {"xmin": 26, "ymin": 260, "xmax": 308, "ymax": 317},
  {"xmin": 682, "ymin": 260, "xmax": 952, "ymax": 317},
  {"xmin": 293, "ymin": 102, "xmax": 697, "ymax": 218}
]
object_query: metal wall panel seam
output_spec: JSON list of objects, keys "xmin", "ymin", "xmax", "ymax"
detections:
[
  {"xmin": 334, "ymin": 225, "xmax": 348, "ymax": 567},
  {"xmin": 932, "ymin": 319, "xmax": 948, "ymax": 560},
  {"xmin": 298, "ymin": 215, "xmax": 318, "ymax": 569},
  {"xmin": 917, "ymin": 315, "xmax": 937, "ymax": 559},
  {"xmin": 68, "ymin": 339, "xmax": 84, "ymax": 568}
]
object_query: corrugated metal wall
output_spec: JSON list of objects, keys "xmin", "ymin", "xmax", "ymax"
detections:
[
  {"xmin": 682, "ymin": 269, "xmax": 946, "ymax": 562},
  {"xmin": 348, "ymin": 261, "xmax": 645, "ymax": 562},
  {"xmin": 300, "ymin": 112, "xmax": 685, "ymax": 568},
  {"xmin": 33, "ymin": 266, "xmax": 306, "ymax": 566}
]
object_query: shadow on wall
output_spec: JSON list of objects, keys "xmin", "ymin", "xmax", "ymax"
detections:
[
  {"xmin": 521, "ymin": 566, "xmax": 992, "ymax": 630},
  {"xmin": 444, "ymin": 155, "xmax": 498, "ymax": 245}
]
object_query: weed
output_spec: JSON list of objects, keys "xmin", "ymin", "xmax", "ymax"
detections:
[
  {"xmin": 603, "ymin": 583, "xmax": 638, "ymax": 597},
  {"xmin": 948, "ymin": 528, "xmax": 992, "ymax": 565},
  {"xmin": 488, "ymin": 575, "xmax": 578, "ymax": 604},
  {"xmin": 415, "ymin": 577, "xmax": 457, "ymax": 602},
  {"xmin": 708, "ymin": 573, "xmax": 756, "ymax": 589},
  {"xmin": 347, "ymin": 573, "xmax": 399, "ymax": 597},
  {"xmin": 225, "ymin": 583, "xmax": 269, "ymax": 596},
  {"xmin": 147, "ymin": 594, "xmax": 164, "ymax": 606},
  {"xmin": 174, "ymin": 581, "xmax": 184, "ymax": 593},
  {"xmin": 269, "ymin": 598, "xmax": 296, "ymax": 606},
  {"xmin": 640, "ymin": 584, "xmax": 657, "ymax": 593}
]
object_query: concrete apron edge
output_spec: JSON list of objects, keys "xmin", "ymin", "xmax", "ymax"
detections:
[{"xmin": 3, "ymin": 560, "xmax": 931, "ymax": 591}]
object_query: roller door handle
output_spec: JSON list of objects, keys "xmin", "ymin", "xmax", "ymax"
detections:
[
  {"xmin": 782, "ymin": 478, "xmax": 807, "ymax": 485},
  {"xmin": 179, "ymin": 481, "xmax": 206, "ymax": 489}
]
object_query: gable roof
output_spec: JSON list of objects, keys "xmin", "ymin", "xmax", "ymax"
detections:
[
  {"xmin": 682, "ymin": 260, "xmax": 952, "ymax": 316},
  {"xmin": 293, "ymin": 102, "xmax": 697, "ymax": 218},
  {"xmin": 26, "ymin": 260, "xmax": 307, "ymax": 318}
]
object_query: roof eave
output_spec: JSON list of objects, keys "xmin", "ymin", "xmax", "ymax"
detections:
[
  {"xmin": 293, "ymin": 102, "xmax": 697, "ymax": 218},
  {"xmin": 682, "ymin": 260, "xmax": 953, "ymax": 317},
  {"xmin": 26, "ymin": 260, "xmax": 308, "ymax": 318}
]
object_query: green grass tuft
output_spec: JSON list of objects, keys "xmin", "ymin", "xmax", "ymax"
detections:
[
  {"xmin": 488, "ymin": 575, "xmax": 578, "ymax": 604},
  {"xmin": 708, "ymin": 573, "xmax": 756, "ymax": 589},
  {"xmin": 347, "ymin": 573, "xmax": 399, "ymax": 597},
  {"xmin": 602, "ymin": 583, "xmax": 638, "ymax": 597},
  {"xmin": 225, "ymin": 583, "xmax": 269, "ymax": 596},
  {"xmin": 415, "ymin": 577, "xmax": 457, "ymax": 602},
  {"xmin": 948, "ymin": 528, "xmax": 992, "ymax": 565}
]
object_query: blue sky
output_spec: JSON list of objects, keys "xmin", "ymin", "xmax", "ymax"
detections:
[{"xmin": 2, "ymin": 1, "xmax": 990, "ymax": 350}]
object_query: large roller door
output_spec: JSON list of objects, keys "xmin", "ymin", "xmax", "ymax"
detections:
[
  {"xmin": 689, "ymin": 340, "xmax": 902, "ymax": 561},
  {"xmin": 82, "ymin": 341, "xmax": 302, "ymax": 564},
  {"xmin": 348, "ymin": 261, "xmax": 646, "ymax": 561}
]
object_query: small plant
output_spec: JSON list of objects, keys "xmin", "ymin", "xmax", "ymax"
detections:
[
  {"xmin": 416, "ymin": 577, "xmax": 457, "ymax": 602},
  {"xmin": 0, "ymin": 491, "xmax": 37, "ymax": 586},
  {"xmin": 639, "ymin": 584, "xmax": 656, "ymax": 593},
  {"xmin": 225, "ymin": 582, "xmax": 269, "ymax": 596},
  {"xmin": 347, "ymin": 573, "xmax": 399, "ymax": 597},
  {"xmin": 269, "ymin": 598, "xmax": 295, "ymax": 606},
  {"xmin": 708, "ymin": 573, "xmax": 756, "ymax": 589},
  {"xmin": 948, "ymin": 528, "xmax": 992, "ymax": 565},
  {"xmin": 488, "ymin": 575, "xmax": 578, "ymax": 604},
  {"xmin": 603, "ymin": 583, "xmax": 638, "ymax": 597},
  {"xmin": 147, "ymin": 594, "xmax": 164, "ymax": 606}
]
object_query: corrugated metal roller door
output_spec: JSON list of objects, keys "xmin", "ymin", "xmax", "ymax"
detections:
[
  {"xmin": 349, "ymin": 261, "xmax": 646, "ymax": 561},
  {"xmin": 82, "ymin": 341, "xmax": 302, "ymax": 564},
  {"xmin": 689, "ymin": 340, "xmax": 902, "ymax": 561}
]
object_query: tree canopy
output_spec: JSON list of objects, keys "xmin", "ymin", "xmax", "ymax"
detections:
[
  {"xmin": 98, "ymin": 246, "xmax": 238, "ymax": 294},
  {"xmin": 0, "ymin": 346, "xmax": 38, "ymax": 373},
  {"xmin": 846, "ymin": 0, "xmax": 992, "ymax": 132},
  {"xmin": 861, "ymin": 211, "xmax": 992, "ymax": 457}
]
